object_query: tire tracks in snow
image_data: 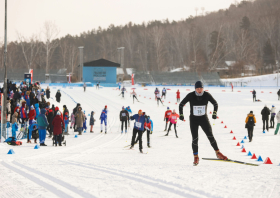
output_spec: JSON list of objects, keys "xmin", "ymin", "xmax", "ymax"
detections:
[{"xmin": 66, "ymin": 161, "xmax": 220, "ymax": 198}]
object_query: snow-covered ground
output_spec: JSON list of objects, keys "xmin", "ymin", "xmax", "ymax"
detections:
[{"xmin": 0, "ymin": 85, "xmax": 280, "ymax": 198}]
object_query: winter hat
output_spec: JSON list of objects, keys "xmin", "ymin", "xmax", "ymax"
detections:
[
  {"xmin": 127, "ymin": 106, "xmax": 130, "ymax": 109},
  {"xmin": 250, "ymin": 111, "xmax": 253, "ymax": 113},
  {"xmin": 105, "ymin": 105, "xmax": 107, "ymax": 108},
  {"xmin": 138, "ymin": 109, "xmax": 142, "ymax": 113},
  {"xmin": 122, "ymin": 106, "xmax": 124, "ymax": 109},
  {"xmin": 91, "ymin": 111, "xmax": 94, "ymax": 114},
  {"xmin": 31, "ymin": 105, "xmax": 34, "ymax": 109},
  {"xmin": 195, "ymin": 81, "xmax": 204, "ymax": 89},
  {"xmin": 63, "ymin": 105, "xmax": 66, "ymax": 108},
  {"xmin": 167, "ymin": 107, "xmax": 170, "ymax": 110},
  {"xmin": 55, "ymin": 107, "xmax": 59, "ymax": 111},
  {"xmin": 57, "ymin": 111, "xmax": 61, "ymax": 116},
  {"xmin": 272, "ymin": 105, "xmax": 275, "ymax": 107}
]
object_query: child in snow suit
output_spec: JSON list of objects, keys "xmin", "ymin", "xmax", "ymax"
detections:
[
  {"xmin": 90, "ymin": 111, "xmax": 95, "ymax": 133},
  {"xmin": 165, "ymin": 109, "xmax": 179, "ymax": 138}
]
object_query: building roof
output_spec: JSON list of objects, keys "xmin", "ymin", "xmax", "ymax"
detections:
[{"xmin": 83, "ymin": 58, "xmax": 121, "ymax": 67}]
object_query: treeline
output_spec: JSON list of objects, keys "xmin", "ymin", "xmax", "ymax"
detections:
[{"xmin": 0, "ymin": 0, "xmax": 280, "ymax": 79}]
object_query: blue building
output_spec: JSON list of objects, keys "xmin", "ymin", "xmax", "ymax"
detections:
[{"xmin": 83, "ymin": 58, "xmax": 120, "ymax": 84}]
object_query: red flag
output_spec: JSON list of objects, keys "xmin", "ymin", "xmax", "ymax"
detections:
[
  {"xmin": 29, "ymin": 69, "xmax": 33, "ymax": 83},
  {"xmin": 131, "ymin": 74, "xmax": 135, "ymax": 85}
]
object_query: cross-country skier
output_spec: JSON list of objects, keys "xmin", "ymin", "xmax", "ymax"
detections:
[
  {"xmin": 165, "ymin": 109, "xmax": 179, "ymax": 138},
  {"xmin": 154, "ymin": 88, "xmax": 159, "ymax": 100},
  {"xmin": 129, "ymin": 110, "xmax": 146, "ymax": 153},
  {"xmin": 90, "ymin": 111, "xmax": 95, "ymax": 133},
  {"xmin": 125, "ymin": 106, "xmax": 132, "ymax": 127},
  {"xmin": 156, "ymin": 93, "xmax": 164, "ymax": 106},
  {"xmin": 46, "ymin": 87, "xmax": 50, "ymax": 99},
  {"xmin": 252, "ymin": 90, "xmax": 256, "ymax": 102},
  {"xmin": 120, "ymin": 87, "xmax": 126, "ymax": 98},
  {"xmin": 162, "ymin": 87, "xmax": 167, "ymax": 99},
  {"xmin": 176, "ymin": 90, "xmax": 180, "ymax": 102},
  {"xmin": 120, "ymin": 106, "xmax": 129, "ymax": 133},
  {"xmin": 261, "ymin": 105, "xmax": 270, "ymax": 132},
  {"xmin": 135, "ymin": 115, "xmax": 153, "ymax": 147},
  {"xmin": 131, "ymin": 89, "xmax": 139, "ymax": 103},
  {"xmin": 118, "ymin": 82, "xmax": 121, "ymax": 90},
  {"xmin": 164, "ymin": 107, "xmax": 172, "ymax": 131},
  {"xmin": 100, "ymin": 105, "xmax": 108, "ymax": 133},
  {"xmin": 278, "ymin": 89, "xmax": 280, "ymax": 100},
  {"xmin": 96, "ymin": 82, "xmax": 100, "ymax": 90},
  {"xmin": 55, "ymin": 90, "xmax": 61, "ymax": 103},
  {"xmin": 275, "ymin": 110, "xmax": 280, "ymax": 135},
  {"xmin": 179, "ymin": 81, "xmax": 228, "ymax": 166}
]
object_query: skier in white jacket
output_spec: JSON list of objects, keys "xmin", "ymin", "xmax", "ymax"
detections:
[{"xmin": 270, "ymin": 105, "xmax": 276, "ymax": 128}]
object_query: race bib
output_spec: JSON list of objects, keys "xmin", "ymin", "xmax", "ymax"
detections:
[
  {"xmin": 136, "ymin": 122, "xmax": 142, "ymax": 128},
  {"xmin": 167, "ymin": 113, "xmax": 171, "ymax": 115},
  {"xmin": 193, "ymin": 106, "xmax": 206, "ymax": 116},
  {"xmin": 172, "ymin": 116, "xmax": 177, "ymax": 119},
  {"xmin": 122, "ymin": 113, "xmax": 126, "ymax": 117}
]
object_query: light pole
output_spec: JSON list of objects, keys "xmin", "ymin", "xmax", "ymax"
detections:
[
  {"xmin": 78, "ymin": 46, "xmax": 84, "ymax": 82},
  {"xmin": 1, "ymin": 0, "xmax": 8, "ymax": 142}
]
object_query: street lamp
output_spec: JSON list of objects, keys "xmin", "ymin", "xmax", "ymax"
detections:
[{"xmin": 1, "ymin": 0, "xmax": 8, "ymax": 142}]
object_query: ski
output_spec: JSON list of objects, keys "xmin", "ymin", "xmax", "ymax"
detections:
[
  {"xmin": 124, "ymin": 143, "xmax": 137, "ymax": 148},
  {"xmin": 202, "ymin": 158, "xmax": 259, "ymax": 166}
]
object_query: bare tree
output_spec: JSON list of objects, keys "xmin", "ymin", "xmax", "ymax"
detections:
[
  {"xmin": 17, "ymin": 32, "xmax": 41, "ymax": 70},
  {"xmin": 42, "ymin": 21, "xmax": 59, "ymax": 73},
  {"xmin": 68, "ymin": 44, "xmax": 78, "ymax": 74},
  {"xmin": 150, "ymin": 26, "xmax": 166, "ymax": 71}
]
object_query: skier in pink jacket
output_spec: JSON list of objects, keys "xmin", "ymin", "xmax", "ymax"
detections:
[
  {"xmin": 165, "ymin": 109, "xmax": 179, "ymax": 138},
  {"xmin": 70, "ymin": 112, "xmax": 75, "ymax": 129}
]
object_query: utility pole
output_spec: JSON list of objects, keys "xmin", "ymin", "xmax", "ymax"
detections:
[
  {"xmin": 1, "ymin": 0, "xmax": 8, "ymax": 142},
  {"xmin": 78, "ymin": 46, "xmax": 84, "ymax": 82}
]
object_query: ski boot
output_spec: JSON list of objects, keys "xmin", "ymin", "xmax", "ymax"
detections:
[
  {"xmin": 90, "ymin": 131, "xmax": 93, "ymax": 133},
  {"xmin": 100, "ymin": 130, "xmax": 103, "ymax": 133},
  {"xmin": 105, "ymin": 131, "xmax": 107, "ymax": 134},
  {"xmin": 216, "ymin": 150, "xmax": 228, "ymax": 160},
  {"xmin": 193, "ymin": 155, "xmax": 199, "ymax": 166},
  {"xmin": 125, "ymin": 130, "xmax": 127, "ymax": 133},
  {"xmin": 165, "ymin": 133, "xmax": 168, "ymax": 136},
  {"xmin": 147, "ymin": 143, "xmax": 151, "ymax": 148},
  {"xmin": 176, "ymin": 135, "xmax": 178, "ymax": 138},
  {"xmin": 130, "ymin": 145, "xmax": 134, "ymax": 149},
  {"xmin": 27, "ymin": 140, "xmax": 31, "ymax": 143},
  {"xmin": 140, "ymin": 149, "xmax": 143, "ymax": 153}
]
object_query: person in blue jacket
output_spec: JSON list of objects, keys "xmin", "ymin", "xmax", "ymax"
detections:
[
  {"xmin": 37, "ymin": 109, "xmax": 49, "ymax": 146},
  {"xmin": 83, "ymin": 110, "xmax": 87, "ymax": 131},
  {"xmin": 28, "ymin": 120, "xmax": 38, "ymax": 143},
  {"xmin": 125, "ymin": 106, "xmax": 132, "ymax": 127},
  {"xmin": 100, "ymin": 105, "xmax": 108, "ymax": 133},
  {"xmin": 130, "ymin": 109, "xmax": 147, "ymax": 153},
  {"xmin": 135, "ymin": 115, "xmax": 153, "ymax": 147},
  {"xmin": 34, "ymin": 103, "xmax": 40, "ymax": 120}
]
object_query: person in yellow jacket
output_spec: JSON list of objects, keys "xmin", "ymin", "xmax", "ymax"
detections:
[{"xmin": 245, "ymin": 111, "xmax": 256, "ymax": 142}]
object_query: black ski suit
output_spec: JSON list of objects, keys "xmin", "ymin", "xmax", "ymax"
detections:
[
  {"xmin": 179, "ymin": 91, "xmax": 219, "ymax": 154},
  {"xmin": 120, "ymin": 110, "xmax": 129, "ymax": 131},
  {"xmin": 46, "ymin": 89, "xmax": 50, "ymax": 99},
  {"xmin": 261, "ymin": 107, "xmax": 270, "ymax": 131},
  {"xmin": 252, "ymin": 90, "xmax": 256, "ymax": 102},
  {"xmin": 55, "ymin": 92, "xmax": 61, "ymax": 103}
]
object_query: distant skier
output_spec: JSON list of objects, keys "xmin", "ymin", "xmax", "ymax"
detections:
[
  {"xmin": 135, "ymin": 115, "xmax": 153, "ymax": 148},
  {"xmin": 96, "ymin": 82, "xmax": 100, "ymax": 90},
  {"xmin": 119, "ymin": 87, "xmax": 126, "ymax": 98},
  {"xmin": 129, "ymin": 110, "xmax": 146, "ymax": 153},
  {"xmin": 100, "ymin": 105, "xmax": 108, "ymax": 133},
  {"xmin": 154, "ymin": 88, "xmax": 159, "ymax": 100},
  {"xmin": 82, "ymin": 110, "xmax": 87, "ymax": 132},
  {"xmin": 131, "ymin": 89, "xmax": 139, "ymax": 103},
  {"xmin": 252, "ymin": 90, "xmax": 256, "ymax": 102},
  {"xmin": 125, "ymin": 106, "xmax": 132, "ymax": 127},
  {"xmin": 118, "ymin": 82, "xmax": 121, "ymax": 90},
  {"xmin": 176, "ymin": 89, "xmax": 180, "ymax": 102},
  {"xmin": 270, "ymin": 105, "xmax": 276, "ymax": 128},
  {"xmin": 278, "ymin": 89, "xmax": 280, "ymax": 100},
  {"xmin": 162, "ymin": 87, "xmax": 167, "ymax": 99},
  {"xmin": 245, "ymin": 110, "xmax": 256, "ymax": 142},
  {"xmin": 83, "ymin": 83, "xmax": 87, "ymax": 92},
  {"xmin": 120, "ymin": 106, "xmax": 129, "ymax": 133},
  {"xmin": 164, "ymin": 107, "xmax": 172, "ymax": 131},
  {"xmin": 261, "ymin": 105, "xmax": 270, "ymax": 132},
  {"xmin": 156, "ymin": 93, "xmax": 164, "ymax": 106},
  {"xmin": 179, "ymin": 81, "xmax": 228, "ymax": 166},
  {"xmin": 55, "ymin": 90, "xmax": 61, "ymax": 103},
  {"xmin": 46, "ymin": 87, "xmax": 50, "ymax": 99},
  {"xmin": 165, "ymin": 109, "xmax": 179, "ymax": 138},
  {"xmin": 231, "ymin": 82, "xmax": 233, "ymax": 92}
]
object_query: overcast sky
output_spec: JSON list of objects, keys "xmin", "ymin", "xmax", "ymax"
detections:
[{"xmin": 0, "ymin": 0, "xmax": 235, "ymax": 42}]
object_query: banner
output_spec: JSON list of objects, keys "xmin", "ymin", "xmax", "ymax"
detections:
[
  {"xmin": 29, "ymin": 69, "xmax": 33, "ymax": 83},
  {"xmin": 131, "ymin": 74, "xmax": 135, "ymax": 85}
]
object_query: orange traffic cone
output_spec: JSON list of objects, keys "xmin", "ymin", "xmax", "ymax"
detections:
[{"xmin": 264, "ymin": 157, "xmax": 273, "ymax": 164}]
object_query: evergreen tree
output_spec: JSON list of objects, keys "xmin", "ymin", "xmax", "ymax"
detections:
[
  {"xmin": 240, "ymin": 16, "xmax": 250, "ymax": 30},
  {"xmin": 263, "ymin": 39, "xmax": 275, "ymax": 65}
]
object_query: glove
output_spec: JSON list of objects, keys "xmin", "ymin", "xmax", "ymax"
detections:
[
  {"xmin": 212, "ymin": 111, "xmax": 217, "ymax": 119},
  {"xmin": 129, "ymin": 116, "xmax": 133, "ymax": 119},
  {"xmin": 179, "ymin": 114, "xmax": 184, "ymax": 121},
  {"xmin": 150, "ymin": 131, "xmax": 153, "ymax": 134}
]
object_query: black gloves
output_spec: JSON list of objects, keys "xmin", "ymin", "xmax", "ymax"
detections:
[
  {"xmin": 129, "ymin": 116, "xmax": 133, "ymax": 119},
  {"xmin": 179, "ymin": 114, "xmax": 184, "ymax": 121},
  {"xmin": 212, "ymin": 111, "xmax": 217, "ymax": 119}
]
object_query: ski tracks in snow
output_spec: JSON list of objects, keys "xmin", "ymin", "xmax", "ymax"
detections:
[
  {"xmin": 65, "ymin": 161, "xmax": 219, "ymax": 198},
  {"xmin": 1, "ymin": 161, "xmax": 95, "ymax": 198}
]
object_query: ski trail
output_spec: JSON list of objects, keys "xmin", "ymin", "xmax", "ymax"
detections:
[
  {"xmin": 13, "ymin": 161, "xmax": 95, "ymax": 198},
  {"xmin": 1, "ymin": 161, "xmax": 73, "ymax": 198},
  {"xmin": 66, "ymin": 161, "xmax": 218, "ymax": 198}
]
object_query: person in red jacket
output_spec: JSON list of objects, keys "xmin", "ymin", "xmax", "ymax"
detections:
[
  {"xmin": 52, "ymin": 111, "xmax": 65, "ymax": 146},
  {"xmin": 176, "ymin": 90, "xmax": 180, "ymax": 102},
  {"xmin": 28, "ymin": 105, "xmax": 36, "ymax": 125},
  {"xmin": 164, "ymin": 107, "xmax": 172, "ymax": 131},
  {"xmin": 165, "ymin": 109, "xmax": 179, "ymax": 138},
  {"xmin": 144, "ymin": 116, "xmax": 152, "ymax": 147}
]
